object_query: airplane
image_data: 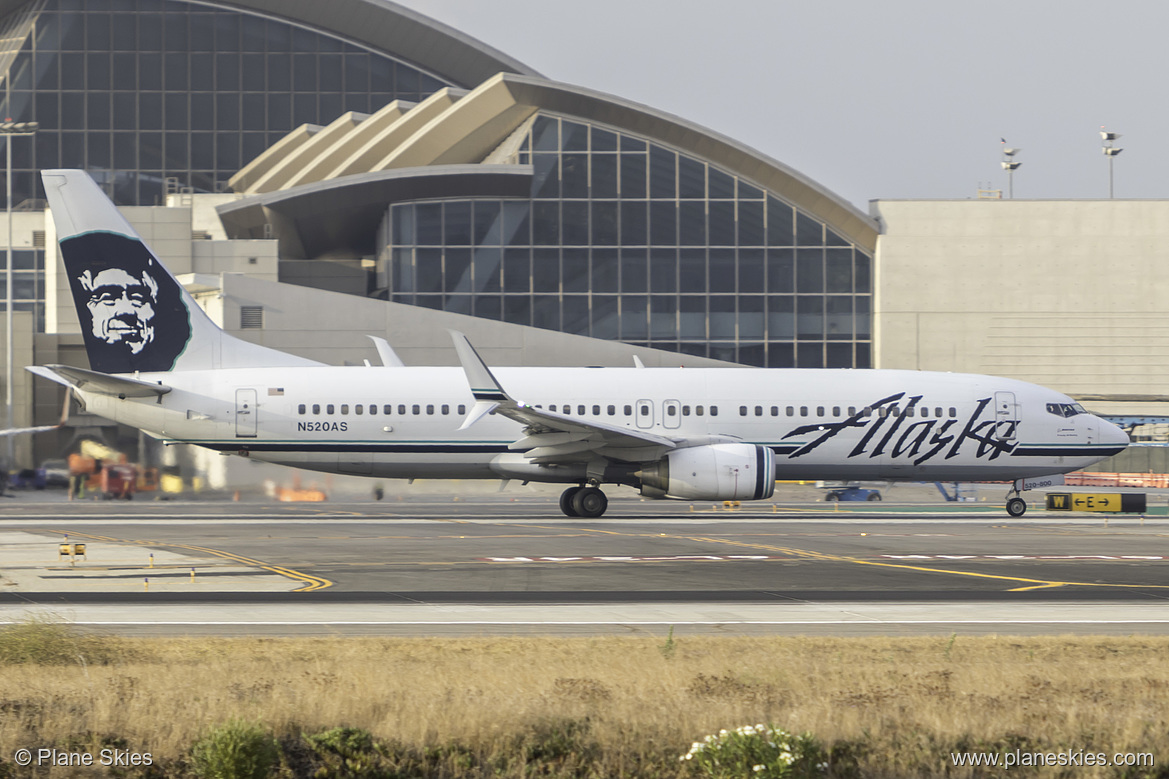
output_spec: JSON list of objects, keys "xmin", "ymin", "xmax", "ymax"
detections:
[{"xmin": 30, "ymin": 169, "xmax": 1128, "ymax": 518}]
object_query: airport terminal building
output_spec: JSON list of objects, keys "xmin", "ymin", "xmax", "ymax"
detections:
[{"xmin": 0, "ymin": 0, "xmax": 1159, "ymax": 477}]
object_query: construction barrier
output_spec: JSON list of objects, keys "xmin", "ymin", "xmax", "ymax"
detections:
[{"xmin": 1065, "ymin": 472, "xmax": 1169, "ymax": 489}]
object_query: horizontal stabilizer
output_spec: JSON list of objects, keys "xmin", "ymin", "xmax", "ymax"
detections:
[{"xmin": 28, "ymin": 364, "xmax": 170, "ymax": 398}]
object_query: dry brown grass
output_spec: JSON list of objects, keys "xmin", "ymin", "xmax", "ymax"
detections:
[{"xmin": 0, "ymin": 631, "xmax": 1167, "ymax": 777}]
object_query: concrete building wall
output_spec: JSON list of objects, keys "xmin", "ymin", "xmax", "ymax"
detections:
[
  {"xmin": 872, "ymin": 199, "xmax": 1169, "ymax": 397},
  {"xmin": 203, "ymin": 273, "xmax": 736, "ymax": 370},
  {"xmin": 0, "ymin": 310, "xmax": 36, "ymax": 467},
  {"xmin": 191, "ymin": 240, "xmax": 280, "ymax": 281}
]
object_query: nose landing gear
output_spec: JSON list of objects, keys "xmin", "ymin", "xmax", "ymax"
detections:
[
  {"xmin": 1005, "ymin": 479, "xmax": 1027, "ymax": 517},
  {"xmin": 558, "ymin": 484, "xmax": 608, "ymax": 518}
]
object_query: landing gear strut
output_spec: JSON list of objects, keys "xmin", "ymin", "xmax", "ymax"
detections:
[
  {"xmin": 1005, "ymin": 479, "xmax": 1027, "ymax": 517},
  {"xmin": 558, "ymin": 485, "xmax": 608, "ymax": 518}
]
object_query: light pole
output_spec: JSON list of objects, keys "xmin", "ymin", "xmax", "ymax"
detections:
[
  {"xmin": 0, "ymin": 120, "xmax": 38, "ymax": 472},
  {"xmin": 1000, "ymin": 138, "xmax": 1021, "ymax": 198},
  {"xmin": 1101, "ymin": 126, "xmax": 1122, "ymax": 198}
]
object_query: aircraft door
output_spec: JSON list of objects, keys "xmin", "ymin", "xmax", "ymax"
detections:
[
  {"xmin": 994, "ymin": 391, "xmax": 1018, "ymax": 441},
  {"xmin": 662, "ymin": 399, "xmax": 681, "ymax": 429},
  {"xmin": 235, "ymin": 388, "xmax": 258, "ymax": 438},
  {"xmin": 636, "ymin": 399, "xmax": 654, "ymax": 429}
]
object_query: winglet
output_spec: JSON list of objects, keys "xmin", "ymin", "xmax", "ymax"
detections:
[
  {"xmin": 450, "ymin": 331, "xmax": 512, "ymax": 430},
  {"xmin": 449, "ymin": 330, "xmax": 509, "ymax": 402},
  {"xmin": 367, "ymin": 335, "xmax": 405, "ymax": 367}
]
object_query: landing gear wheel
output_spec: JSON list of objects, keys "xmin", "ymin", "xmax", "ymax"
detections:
[
  {"xmin": 559, "ymin": 487, "xmax": 582, "ymax": 517},
  {"xmin": 1006, "ymin": 497, "xmax": 1026, "ymax": 517},
  {"xmin": 571, "ymin": 486, "xmax": 608, "ymax": 518}
]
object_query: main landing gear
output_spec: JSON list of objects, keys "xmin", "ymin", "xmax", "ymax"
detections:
[
  {"xmin": 1005, "ymin": 479, "xmax": 1027, "ymax": 517},
  {"xmin": 559, "ymin": 485, "xmax": 608, "ymax": 518}
]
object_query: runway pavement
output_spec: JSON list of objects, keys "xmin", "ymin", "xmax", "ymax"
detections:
[{"xmin": 1, "ymin": 491, "xmax": 1168, "ymax": 636}]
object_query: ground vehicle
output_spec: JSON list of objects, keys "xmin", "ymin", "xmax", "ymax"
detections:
[{"xmin": 823, "ymin": 486, "xmax": 882, "ymax": 501}]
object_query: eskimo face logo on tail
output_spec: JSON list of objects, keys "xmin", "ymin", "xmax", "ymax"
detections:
[
  {"xmin": 61, "ymin": 232, "xmax": 192, "ymax": 373},
  {"xmin": 79, "ymin": 267, "xmax": 157, "ymax": 353}
]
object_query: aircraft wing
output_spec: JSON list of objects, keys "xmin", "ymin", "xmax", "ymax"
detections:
[
  {"xmin": 450, "ymin": 331, "xmax": 679, "ymax": 464},
  {"xmin": 27, "ymin": 364, "xmax": 171, "ymax": 398}
]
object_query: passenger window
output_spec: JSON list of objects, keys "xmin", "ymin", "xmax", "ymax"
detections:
[
  {"xmin": 682, "ymin": 405, "xmax": 690, "ymax": 416},
  {"xmin": 771, "ymin": 406, "xmax": 778, "ymax": 416},
  {"xmin": 312, "ymin": 404, "xmax": 320, "ymax": 415},
  {"xmin": 458, "ymin": 405, "xmax": 466, "ymax": 414},
  {"xmin": 578, "ymin": 405, "xmax": 586, "ymax": 415},
  {"xmin": 369, "ymin": 405, "xmax": 377, "ymax": 415},
  {"xmin": 786, "ymin": 406, "xmax": 794, "ymax": 416},
  {"xmin": 696, "ymin": 405, "xmax": 705, "ymax": 416},
  {"xmin": 355, "ymin": 405, "xmax": 363, "ymax": 415},
  {"xmin": 711, "ymin": 406, "xmax": 718, "ymax": 416},
  {"xmin": 298, "ymin": 404, "xmax": 306, "ymax": 415},
  {"xmin": 412, "ymin": 404, "xmax": 420, "ymax": 415},
  {"xmin": 904, "ymin": 407, "xmax": 913, "ymax": 417},
  {"xmin": 383, "ymin": 405, "xmax": 392, "ymax": 415},
  {"xmin": 326, "ymin": 404, "xmax": 335, "ymax": 415},
  {"xmin": 341, "ymin": 404, "xmax": 349, "ymax": 415},
  {"xmin": 624, "ymin": 405, "xmax": 632, "ymax": 416},
  {"xmin": 607, "ymin": 405, "xmax": 615, "ymax": 415},
  {"xmin": 667, "ymin": 405, "xmax": 677, "ymax": 416},
  {"xmin": 442, "ymin": 404, "xmax": 449, "ymax": 415},
  {"xmin": 592, "ymin": 405, "xmax": 600, "ymax": 415},
  {"xmin": 949, "ymin": 407, "xmax": 957, "ymax": 418},
  {"xmin": 817, "ymin": 406, "xmax": 825, "ymax": 417},
  {"xmin": 740, "ymin": 406, "xmax": 748, "ymax": 416},
  {"xmin": 754, "ymin": 406, "xmax": 762, "ymax": 416},
  {"xmin": 398, "ymin": 404, "xmax": 406, "ymax": 415},
  {"xmin": 426, "ymin": 404, "xmax": 435, "ymax": 415},
  {"xmin": 848, "ymin": 407, "xmax": 856, "ymax": 416},
  {"xmin": 800, "ymin": 406, "xmax": 808, "ymax": 417},
  {"xmin": 832, "ymin": 406, "xmax": 840, "ymax": 417},
  {"xmin": 640, "ymin": 403, "xmax": 650, "ymax": 415}
]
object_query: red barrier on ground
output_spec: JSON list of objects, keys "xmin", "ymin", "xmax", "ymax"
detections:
[{"xmin": 1065, "ymin": 472, "xmax": 1169, "ymax": 489}]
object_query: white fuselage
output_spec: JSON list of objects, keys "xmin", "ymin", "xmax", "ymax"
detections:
[{"xmin": 75, "ymin": 365, "xmax": 1127, "ymax": 486}]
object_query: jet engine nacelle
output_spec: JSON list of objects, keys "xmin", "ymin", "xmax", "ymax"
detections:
[{"xmin": 637, "ymin": 443, "xmax": 776, "ymax": 501}]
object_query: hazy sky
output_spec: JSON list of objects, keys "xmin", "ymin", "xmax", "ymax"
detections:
[{"xmin": 395, "ymin": 0, "xmax": 1169, "ymax": 210}]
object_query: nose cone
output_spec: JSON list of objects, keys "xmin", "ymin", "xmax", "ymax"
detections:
[{"xmin": 1098, "ymin": 418, "xmax": 1130, "ymax": 450}]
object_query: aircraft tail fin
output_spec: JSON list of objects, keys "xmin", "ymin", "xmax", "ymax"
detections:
[{"xmin": 41, "ymin": 169, "xmax": 321, "ymax": 374}]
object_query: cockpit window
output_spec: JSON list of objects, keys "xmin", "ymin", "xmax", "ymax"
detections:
[{"xmin": 1046, "ymin": 402, "xmax": 1087, "ymax": 418}]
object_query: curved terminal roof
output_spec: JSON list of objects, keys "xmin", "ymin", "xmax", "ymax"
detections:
[
  {"xmin": 218, "ymin": 165, "xmax": 534, "ymax": 258},
  {"xmin": 230, "ymin": 73, "xmax": 879, "ymax": 253},
  {"xmin": 0, "ymin": 0, "xmax": 542, "ymax": 88}
]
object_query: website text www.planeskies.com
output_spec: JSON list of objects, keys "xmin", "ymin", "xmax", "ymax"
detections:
[{"xmin": 952, "ymin": 749, "xmax": 1153, "ymax": 771}]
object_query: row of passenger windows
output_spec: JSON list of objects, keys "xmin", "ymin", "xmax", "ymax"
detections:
[
  {"xmin": 298, "ymin": 403, "xmax": 469, "ymax": 416},
  {"xmin": 534, "ymin": 404, "xmax": 719, "ymax": 417},
  {"xmin": 739, "ymin": 404, "xmax": 958, "ymax": 419},
  {"xmin": 295, "ymin": 401, "xmax": 959, "ymax": 420}
]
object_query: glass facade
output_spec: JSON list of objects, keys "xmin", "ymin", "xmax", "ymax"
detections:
[
  {"xmin": 388, "ymin": 115, "xmax": 872, "ymax": 368},
  {"xmin": 0, "ymin": 0, "xmax": 453, "ymax": 209}
]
